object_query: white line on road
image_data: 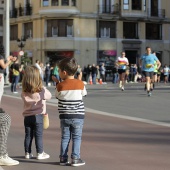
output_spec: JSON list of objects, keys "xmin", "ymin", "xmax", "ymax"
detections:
[
  {"xmin": 3, "ymin": 94, "xmax": 170, "ymax": 128},
  {"xmin": 85, "ymin": 108, "xmax": 170, "ymax": 128}
]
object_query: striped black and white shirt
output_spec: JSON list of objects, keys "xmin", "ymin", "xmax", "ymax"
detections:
[{"xmin": 55, "ymin": 79, "xmax": 87, "ymax": 119}]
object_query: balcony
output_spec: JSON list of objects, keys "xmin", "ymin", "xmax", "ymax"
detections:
[
  {"xmin": 39, "ymin": 6, "xmax": 79, "ymax": 17},
  {"xmin": 10, "ymin": 4, "xmax": 32, "ymax": 18},
  {"xmin": 10, "ymin": 8, "xmax": 18, "ymax": 18},
  {"xmin": 147, "ymin": 8, "xmax": 165, "ymax": 18},
  {"xmin": 98, "ymin": 5, "xmax": 120, "ymax": 15}
]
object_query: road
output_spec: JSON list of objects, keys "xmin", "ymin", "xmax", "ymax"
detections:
[{"xmin": 0, "ymin": 82, "xmax": 170, "ymax": 170}]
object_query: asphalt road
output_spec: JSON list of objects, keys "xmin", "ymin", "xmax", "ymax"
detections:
[{"xmin": 0, "ymin": 82, "xmax": 170, "ymax": 170}]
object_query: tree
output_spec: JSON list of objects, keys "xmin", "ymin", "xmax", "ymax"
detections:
[{"xmin": 21, "ymin": 52, "xmax": 32, "ymax": 66}]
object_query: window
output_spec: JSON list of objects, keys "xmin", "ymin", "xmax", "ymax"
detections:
[
  {"xmin": 144, "ymin": 0, "xmax": 146, "ymax": 11},
  {"xmin": 101, "ymin": 28, "xmax": 110, "ymax": 38},
  {"xmin": 62, "ymin": 0, "xmax": 69, "ymax": 6},
  {"xmin": 72, "ymin": 0, "xmax": 76, "ymax": 6},
  {"xmin": 10, "ymin": 25, "xmax": 18, "ymax": 41},
  {"xmin": 67, "ymin": 25, "xmax": 73, "ymax": 37},
  {"xmin": 123, "ymin": 22, "xmax": 138, "ymax": 39},
  {"xmin": 52, "ymin": 0, "xmax": 58, "ymax": 6},
  {"xmin": 24, "ymin": 22, "xmax": 33, "ymax": 39},
  {"xmin": 47, "ymin": 19, "xmax": 73, "ymax": 37},
  {"xmin": 102, "ymin": 0, "xmax": 111, "ymax": 13},
  {"xmin": 98, "ymin": 21, "xmax": 116, "ymax": 38},
  {"xmin": 146, "ymin": 23, "xmax": 162, "ymax": 40},
  {"xmin": 123, "ymin": 0, "xmax": 129, "ymax": 10},
  {"xmin": 43, "ymin": 0, "xmax": 49, "ymax": 6},
  {"xmin": 0, "ymin": 15, "xmax": 3, "ymax": 26},
  {"xmin": 52, "ymin": 27, "xmax": 58, "ymax": 36},
  {"xmin": 132, "ymin": 0, "xmax": 142, "ymax": 10}
]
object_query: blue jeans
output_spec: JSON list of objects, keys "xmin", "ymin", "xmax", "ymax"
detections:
[
  {"xmin": 112, "ymin": 73, "xmax": 118, "ymax": 84},
  {"xmin": 24, "ymin": 114, "xmax": 43, "ymax": 154},
  {"xmin": 11, "ymin": 75, "xmax": 20, "ymax": 92},
  {"xmin": 60, "ymin": 119, "xmax": 84, "ymax": 159},
  {"xmin": 45, "ymin": 73, "xmax": 50, "ymax": 86},
  {"xmin": 92, "ymin": 74, "xmax": 96, "ymax": 84}
]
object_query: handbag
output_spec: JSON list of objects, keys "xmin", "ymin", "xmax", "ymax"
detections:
[{"xmin": 43, "ymin": 113, "xmax": 49, "ymax": 129}]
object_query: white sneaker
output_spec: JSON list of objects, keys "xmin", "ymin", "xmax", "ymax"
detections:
[
  {"xmin": 25, "ymin": 152, "xmax": 33, "ymax": 159},
  {"xmin": 0, "ymin": 154, "xmax": 19, "ymax": 166},
  {"xmin": 37, "ymin": 152, "xmax": 50, "ymax": 160},
  {"xmin": 13, "ymin": 91, "xmax": 18, "ymax": 94}
]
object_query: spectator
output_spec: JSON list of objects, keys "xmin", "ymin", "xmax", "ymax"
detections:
[
  {"xmin": 163, "ymin": 64, "xmax": 169, "ymax": 84},
  {"xmin": 96, "ymin": 65, "xmax": 100, "ymax": 83},
  {"xmin": 91, "ymin": 64, "xmax": 97, "ymax": 84},
  {"xmin": 100, "ymin": 63, "xmax": 106, "ymax": 82},
  {"xmin": 45, "ymin": 63, "xmax": 51, "ymax": 86},
  {"xmin": 0, "ymin": 54, "xmax": 19, "ymax": 166},
  {"xmin": 112, "ymin": 63, "xmax": 118, "ymax": 84},
  {"xmin": 86, "ymin": 64, "xmax": 92, "ymax": 83},
  {"xmin": 10, "ymin": 56, "xmax": 22, "ymax": 93},
  {"xmin": 82, "ymin": 66, "xmax": 87, "ymax": 81},
  {"xmin": 52, "ymin": 64, "xmax": 60, "ymax": 85},
  {"xmin": 75, "ymin": 65, "xmax": 82, "ymax": 80}
]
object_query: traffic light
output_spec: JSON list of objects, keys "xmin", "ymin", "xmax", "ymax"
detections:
[{"xmin": 0, "ymin": 44, "xmax": 4, "ymax": 55}]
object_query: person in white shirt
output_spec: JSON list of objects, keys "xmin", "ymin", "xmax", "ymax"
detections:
[
  {"xmin": 116, "ymin": 52, "xmax": 129, "ymax": 91},
  {"xmin": 35, "ymin": 60, "xmax": 42, "ymax": 75}
]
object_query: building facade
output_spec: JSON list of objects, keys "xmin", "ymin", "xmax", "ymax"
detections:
[{"xmin": 9, "ymin": 0, "xmax": 170, "ymax": 75}]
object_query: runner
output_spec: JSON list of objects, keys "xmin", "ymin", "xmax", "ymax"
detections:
[
  {"xmin": 140, "ymin": 47, "xmax": 161, "ymax": 97},
  {"xmin": 116, "ymin": 52, "xmax": 129, "ymax": 91},
  {"xmin": 144, "ymin": 51, "xmax": 159, "ymax": 91},
  {"xmin": 151, "ymin": 51, "xmax": 159, "ymax": 90}
]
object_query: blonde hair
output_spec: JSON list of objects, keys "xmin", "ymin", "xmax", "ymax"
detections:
[{"xmin": 22, "ymin": 65, "xmax": 43, "ymax": 93}]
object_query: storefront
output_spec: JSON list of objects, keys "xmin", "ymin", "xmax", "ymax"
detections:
[
  {"xmin": 46, "ymin": 51, "xmax": 74, "ymax": 67},
  {"xmin": 97, "ymin": 50, "xmax": 117, "ymax": 80}
]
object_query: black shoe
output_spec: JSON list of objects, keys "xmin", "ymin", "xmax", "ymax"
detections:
[
  {"xmin": 0, "ymin": 108, "xmax": 5, "ymax": 113},
  {"xmin": 60, "ymin": 157, "xmax": 69, "ymax": 166},
  {"xmin": 71, "ymin": 158, "xmax": 85, "ymax": 167}
]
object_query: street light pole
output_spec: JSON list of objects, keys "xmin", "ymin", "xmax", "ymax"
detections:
[
  {"xmin": 5, "ymin": 0, "xmax": 10, "ymax": 84},
  {"xmin": 17, "ymin": 36, "xmax": 26, "ymax": 51}
]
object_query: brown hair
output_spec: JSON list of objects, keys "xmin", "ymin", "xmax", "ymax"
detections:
[
  {"xmin": 22, "ymin": 65, "xmax": 43, "ymax": 93},
  {"xmin": 58, "ymin": 57, "xmax": 78, "ymax": 76}
]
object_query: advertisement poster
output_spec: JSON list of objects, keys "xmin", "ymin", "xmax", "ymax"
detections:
[{"xmin": 98, "ymin": 50, "xmax": 117, "ymax": 67}]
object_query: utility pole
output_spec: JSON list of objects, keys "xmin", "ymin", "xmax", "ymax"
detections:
[{"xmin": 5, "ymin": 0, "xmax": 10, "ymax": 84}]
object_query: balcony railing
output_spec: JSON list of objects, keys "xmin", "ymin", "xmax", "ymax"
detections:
[
  {"xmin": 18, "ymin": 6, "xmax": 32, "ymax": 16},
  {"xmin": 147, "ymin": 8, "xmax": 165, "ymax": 18},
  {"xmin": 10, "ymin": 8, "xmax": 18, "ymax": 18},
  {"xmin": 98, "ymin": 5, "xmax": 120, "ymax": 15},
  {"xmin": 10, "ymin": 5, "xmax": 32, "ymax": 18}
]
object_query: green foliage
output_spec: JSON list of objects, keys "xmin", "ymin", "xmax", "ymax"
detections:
[{"xmin": 21, "ymin": 52, "xmax": 32, "ymax": 66}]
